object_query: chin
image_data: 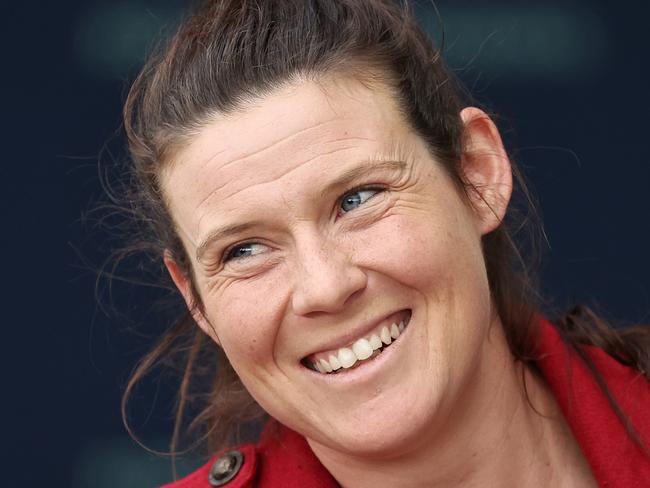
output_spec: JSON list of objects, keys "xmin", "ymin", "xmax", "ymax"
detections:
[{"xmin": 304, "ymin": 387, "xmax": 444, "ymax": 460}]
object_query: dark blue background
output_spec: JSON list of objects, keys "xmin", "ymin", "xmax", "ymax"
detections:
[{"xmin": 3, "ymin": 1, "xmax": 648, "ymax": 487}]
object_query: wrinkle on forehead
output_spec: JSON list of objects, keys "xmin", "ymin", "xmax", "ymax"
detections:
[
  {"xmin": 192, "ymin": 141, "xmax": 372, "ymax": 235},
  {"xmin": 195, "ymin": 137, "xmax": 373, "ymax": 215},
  {"xmin": 206, "ymin": 119, "xmax": 336, "ymax": 174}
]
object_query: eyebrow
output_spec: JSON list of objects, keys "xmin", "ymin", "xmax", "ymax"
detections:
[
  {"xmin": 196, "ymin": 222, "xmax": 261, "ymax": 262},
  {"xmin": 320, "ymin": 159, "xmax": 407, "ymax": 197},
  {"xmin": 195, "ymin": 159, "xmax": 408, "ymax": 262}
]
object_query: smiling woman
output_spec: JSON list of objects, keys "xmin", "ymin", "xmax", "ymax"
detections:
[{"xmin": 118, "ymin": 1, "xmax": 650, "ymax": 487}]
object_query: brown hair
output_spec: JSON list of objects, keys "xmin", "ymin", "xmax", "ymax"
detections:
[{"xmin": 117, "ymin": 0, "xmax": 649, "ymax": 459}]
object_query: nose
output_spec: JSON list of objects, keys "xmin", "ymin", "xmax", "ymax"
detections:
[{"xmin": 291, "ymin": 231, "xmax": 367, "ymax": 316}]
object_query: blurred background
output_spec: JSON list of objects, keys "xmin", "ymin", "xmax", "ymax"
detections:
[{"xmin": 3, "ymin": 0, "xmax": 649, "ymax": 486}]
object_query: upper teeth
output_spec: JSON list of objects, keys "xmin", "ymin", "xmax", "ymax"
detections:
[{"xmin": 311, "ymin": 317, "xmax": 408, "ymax": 374}]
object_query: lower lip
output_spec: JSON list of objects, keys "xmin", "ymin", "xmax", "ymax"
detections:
[{"xmin": 303, "ymin": 313, "xmax": 412, "ymax": 386}]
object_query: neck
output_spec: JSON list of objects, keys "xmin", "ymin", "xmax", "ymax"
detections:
[{"xmin": 308, "ymin": 318, "xmax": 596, "ymax": 488}]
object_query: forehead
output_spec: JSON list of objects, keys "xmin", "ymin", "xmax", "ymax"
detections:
[{"xmin": 161, "ymin": 76, "xmax": 413, "ymax": 241}]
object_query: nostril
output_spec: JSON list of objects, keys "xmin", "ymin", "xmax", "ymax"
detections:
[{"xmin": 291, "ymin": 248, "xmax": 367, "ymax": 316}]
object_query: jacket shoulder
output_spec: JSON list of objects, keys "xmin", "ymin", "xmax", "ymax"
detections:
[{"xmin": 536, "ymin": 317, "xmax": 650, "ymax": 486}]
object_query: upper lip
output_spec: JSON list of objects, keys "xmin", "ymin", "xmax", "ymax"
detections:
[{"xmin": 301, "ymin": 309, "xmax": 410, "ymax": 360}]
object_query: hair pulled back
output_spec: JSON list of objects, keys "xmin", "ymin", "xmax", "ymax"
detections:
[{"xmin": 118, "ymin": 0, "xmax": 650, "ymax": 456}]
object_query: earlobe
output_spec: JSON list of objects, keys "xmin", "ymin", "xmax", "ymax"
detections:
[
  {"xmin": 163, "ymin": 250, "xmax": 219, "ymax": 344},
  {"xmin": 459, "ymin": 107, "xmax": 513, "ymax": 235}
]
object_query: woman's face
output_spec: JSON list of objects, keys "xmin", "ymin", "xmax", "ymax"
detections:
[{"xmin": 161, "ymin": 76, "xmax": 511, "ymax": 458}]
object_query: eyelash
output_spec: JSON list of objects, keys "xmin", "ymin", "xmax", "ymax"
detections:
[
  {"xmin": 337, "ymin": 185, "xmax": 384, "ymax": 216},
  {"xmin": 221, "ymin": 185, "xmax": 385, "ymax": 263},
  {"xmin": 223, "ymin": 242, "xmax": 268, "ymax": 263}
]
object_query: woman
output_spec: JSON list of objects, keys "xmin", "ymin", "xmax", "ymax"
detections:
[{"xmin": 120, "ymin": 1, "xmax": 650, "ymax": 486}]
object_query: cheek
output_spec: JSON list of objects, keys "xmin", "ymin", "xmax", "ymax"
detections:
[
  {"xmin": 361, "ymin": 211, "xmax": 484, "ymax": 291},
  {"xmin": 206, "ymin": 279, "xmax": 288, "ymax": 368},
  {"xmin": 361, "ymin": 210, "xmax": 492, "ymax": 350}
]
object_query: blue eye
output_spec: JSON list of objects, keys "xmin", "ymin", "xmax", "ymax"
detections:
[
  {"xmin": 340, "ymin": 188, "xmax": 380, "ymax": 213},
  {"xmin": 224, "ymin": 242, "xmax": 267, "ymax": 262}
]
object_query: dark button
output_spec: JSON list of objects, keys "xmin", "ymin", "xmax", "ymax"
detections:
[{"xmin": 208, "ymin": 450, "xmax": 244, "ymax": 486}]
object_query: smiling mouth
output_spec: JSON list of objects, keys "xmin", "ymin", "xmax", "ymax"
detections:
[{"xmin": 301, "ymin": 310, "xmax": 412, "ymax": 374}]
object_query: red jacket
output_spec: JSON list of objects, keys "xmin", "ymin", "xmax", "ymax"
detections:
[{"xmin": 164, "ymin": 320, "xmax": 650, "ymax": 487}]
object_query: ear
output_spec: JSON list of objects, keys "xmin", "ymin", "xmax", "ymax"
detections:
[
  {"xmin": 163, "ymin": 250, "xmax": 220, "ymax": 345},
  {"xmin": 459, "ymin": 107, "xmax": 513, "ymax": 236}
]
